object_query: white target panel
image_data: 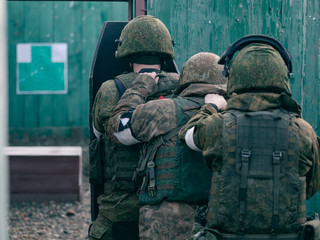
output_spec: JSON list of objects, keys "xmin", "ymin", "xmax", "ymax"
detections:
[{"xmin": 16, "ymin": 43, "xmax": 68, "ymax": 94}]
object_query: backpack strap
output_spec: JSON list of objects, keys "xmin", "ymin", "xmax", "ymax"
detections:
[
  {"xmin": 272, "ymin": 149, "xmax": 282, "ymax": 234},
  {"xmin": 114, "ymin": 78, "xmax": 126, "ymax": 97},
  {"xmin": 271, "ymin": 113, "xmax": 290, "ymax": 234},
  {"xmin": 239, "ymin": 148, "xmax": 251, "ymax": 233},
  {"xmin": 237, "ymin": 114, "xmax": 252, "ymax": 234}
]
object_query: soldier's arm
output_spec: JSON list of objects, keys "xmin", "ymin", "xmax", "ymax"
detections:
[
  {"xmin": 297, "ymin": 118, "xmax": 320, "ymax": 199},
  {"xmin": 179, "ymin": 103, "xmax": 223, "ymax": 170},
  {"xmin": 129, "ymin": 99, "xmax": 177, "ymax": 142},
  {"xmin": 107, "ymin": 73, "xmax": 158, "ymax": 145},
  {"xmin": 180, "ymin": 94, "xmax": 227, "ymax": 151},
  {"xmin": 179, "ymin": 103, "xmax": 219, "ymax": 151},
  {"xmin": 92, "ymin": 80, "xmax": 119, "ymax": 138},
  {"xmin": 179, "ymin": 92, "xmax": 227, "ymax": 150}
]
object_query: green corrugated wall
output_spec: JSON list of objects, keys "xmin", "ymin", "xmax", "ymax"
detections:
[
  {"xmin": 148, "ymin": 0, "xmax": 320, "ymax": 214},
  {"xmin": 8, "ymin": 2, "xmax": 128, "ymax": 142}
]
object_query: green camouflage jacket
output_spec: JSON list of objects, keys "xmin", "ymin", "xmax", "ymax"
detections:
[{"xmin": 179, "ymin": 92, "xmax": 320, "ymax": 199}]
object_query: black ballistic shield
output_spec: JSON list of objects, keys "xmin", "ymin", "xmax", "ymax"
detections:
[{"xmin": 89, "ymin": 21, "xmax": 130, "ymax": 222}]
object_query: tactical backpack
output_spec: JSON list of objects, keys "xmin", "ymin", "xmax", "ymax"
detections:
[{"xmin": 207, "ymin": 109, "xmax": 306, "ymax": 237}]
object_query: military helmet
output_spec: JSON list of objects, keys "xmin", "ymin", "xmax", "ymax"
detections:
[
  {"xmin": 115, "ymin": 15, "xmax": 175, "ymax": 61},
  {"xmin": 218, "ymin": 35, "xmax": 292, "ymax": 95},
  {"xmin": 175, "ymin": 52, "xmax": 226, "ymax": 94},
  {"xmin": 227, "ymin": 43, "xmax": 290, "ymax": 95}
]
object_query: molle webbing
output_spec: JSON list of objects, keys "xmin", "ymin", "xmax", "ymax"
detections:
[
  {"xmin": 103, "ymin": 135, "xmax": 140, "ymax": 182},
  {"xmin": 135, "ymin": 127, "xmax": 180, "ymax": 197},
  {"xmin": 138, "ymin": 137, "xmax": 211, "ymax": 205},
  {"xmin": 208, "ymin": 109, "xmax": 304, "ymax": 234},
  {"xmin": 236, "ymin": 111, "xmax": 288, "ymax": 234}
]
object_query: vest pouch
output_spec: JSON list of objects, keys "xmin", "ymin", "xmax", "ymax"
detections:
[
  {"xmin": 103, "ymin": 142, "xmax": 140, "ymax": 182},
  {"xmin": 89, "ymin": 135, "xmax": 105, "ymax": 184}
]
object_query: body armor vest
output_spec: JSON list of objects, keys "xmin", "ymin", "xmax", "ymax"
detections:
[
  {"xmin": 103, "ymin": 73, "xmax": 140, "ymax": 183},
  {"xmin": 137, "ymin": 96, "xmax": 212, "ymax": 205},
  {"xmin": 207, "ymin": 109, "xmax": 306, "ymax": 234},
  {"xmin": 103, "ymin": 72, "xmax": 179, "ymax": 184}
]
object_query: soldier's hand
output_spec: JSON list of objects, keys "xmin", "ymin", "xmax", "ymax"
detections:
[
  {"xmin": 204, "ymin": 94, "xmax": 227, "ymax": 111},
  {"xmin": 139, "ymin": 72, "xmax": 159, "ymax": 84}
]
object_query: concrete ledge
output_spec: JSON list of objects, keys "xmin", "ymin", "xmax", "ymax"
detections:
[{"xmin": 4, "ymin": 146, "xmax": 82, "ymax": 202}]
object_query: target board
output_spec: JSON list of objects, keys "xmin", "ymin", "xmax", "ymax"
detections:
[{"xmin": 16, "ymin": 43, "xmax": 68, "ymax": 94}]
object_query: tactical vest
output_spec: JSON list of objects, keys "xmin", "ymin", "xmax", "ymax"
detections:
[
  {"xmin": 207, "ymin": 109, "xmax": 306, "ymax": 235},
  {"xmin": 103, "ymin": 72, "xmax": 179, "ymax": 184},
  {"xmin": 137, "ymin": 96, "xmax": 212, "ymax": 205},
  {"xmin": 102, "ymin": 73, "xmax": 141, "ymax": 183}
]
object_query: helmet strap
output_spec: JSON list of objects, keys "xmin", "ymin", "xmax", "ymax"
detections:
[{"xmin": 222, "ymin": 56, "xmax": 230, "ymax": 77}]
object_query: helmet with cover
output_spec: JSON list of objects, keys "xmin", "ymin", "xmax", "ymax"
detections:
[
  {"xmin": 175, "ymin": 52, "xmax": 226, "ymax": 94},
  {"xmin": 115, "ymin": 15, "xmax": 175, "ymax": 62},
  {"xmin": 227, "ymin": 43, "xmax": 291, "ymax": 95}
]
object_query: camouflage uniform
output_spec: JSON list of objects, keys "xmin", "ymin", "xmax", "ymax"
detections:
[
  {"xmin": 90, "ymin": 72, "xmax": 179, "ymax": 240},
  {"xmin": 108, "ymin": 52, "xmax": 227, "ymax": 240},
  {"xmin": 179, "ymin": 43, "xmax": 320, "ymax": 238},
  {"xmin": 90, "ymin": 73, "xmax": 139, "ymax": 240},
  {"xmin": 89, "ymin": 15, "xmax": 178, "ymax": 240}
]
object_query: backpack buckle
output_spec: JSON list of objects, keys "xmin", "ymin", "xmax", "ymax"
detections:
[
  {"xmin": 272, "ymin": 151, "xmax": 283, "ymax": 164},
  {"xmin": 241, "ymin": 149, "xmax": 251, "ymax": 161},
  {"xmin": 147, "ymin": 161, "xmax": 156, "ymax": 197}
]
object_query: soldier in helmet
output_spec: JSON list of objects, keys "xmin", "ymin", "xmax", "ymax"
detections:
[
  {"xmin": 107, "ymin": 52, "xmax": 228, "ymax": 239},
  {"xmin": 180, "ymin": 35, "xmax": 320, "ymax": 239},
  {"xmin": 89, "ymin": 15, "xmax": 179, "ymax": 240}
]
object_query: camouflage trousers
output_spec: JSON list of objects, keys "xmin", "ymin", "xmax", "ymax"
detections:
[
  {"xmin": 139, "ymin": 201, "xmax": 195, "ymax": 240},
  {"xmin": 88, "ymin": 190, "xmax": 140, "ymax": 240}
]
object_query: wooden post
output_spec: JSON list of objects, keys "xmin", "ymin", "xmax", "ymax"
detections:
[
  {"xmin": 0, "ymin": 0, "xmax": 8, "ymax": 238},
  {"xmin": 128, "ymin": 0, "xmax": 147, "ymax": 20},
  {"xmin": 128, "ymin": 0, "xmax": 133, "ymax": 20},
  {"xmin": 135, "ymin": 0, "xmax": 147, "ymax": 16}
]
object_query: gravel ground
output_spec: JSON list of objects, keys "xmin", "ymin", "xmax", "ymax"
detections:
[{"xmin": 9, "ymin": 177, "xmax": 91, "ymax": 240}]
